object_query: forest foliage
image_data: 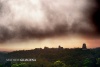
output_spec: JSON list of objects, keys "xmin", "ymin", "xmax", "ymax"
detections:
[{"xmin": 0, "ymin": 48, "xmax": 100, "ymax": 67}]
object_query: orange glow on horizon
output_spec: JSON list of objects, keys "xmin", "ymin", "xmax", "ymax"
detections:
[{"xmin": 0, "ymin": 35, "xmax": 99, "ymax": 51}]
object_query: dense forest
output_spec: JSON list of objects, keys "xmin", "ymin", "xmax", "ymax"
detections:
[{"xmin": 0, "ymin": 47, "xmax": 100, "ymax": 67}]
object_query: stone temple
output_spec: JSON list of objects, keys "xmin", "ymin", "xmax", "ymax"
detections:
[{"xmin": 82, "ymin": 43, "xmax": 87, "ymax": 50}]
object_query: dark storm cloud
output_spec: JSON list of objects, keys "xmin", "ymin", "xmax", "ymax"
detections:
[
  {"xmin": 0, "ymin": 0, "xmax": 98, "ymax": 42},
  {"xmin": 92, "ymin": 0, "xmax": 100, "ymax": 34}
]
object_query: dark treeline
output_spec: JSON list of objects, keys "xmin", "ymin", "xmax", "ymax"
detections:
[{"xmin": 0, "ymin": 47, "xmax": 100, "ymax": 67}]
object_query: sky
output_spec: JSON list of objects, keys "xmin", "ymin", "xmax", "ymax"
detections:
[{"xmin": 0, "ymin": 0, "xmax": 100, "ymax": 51}]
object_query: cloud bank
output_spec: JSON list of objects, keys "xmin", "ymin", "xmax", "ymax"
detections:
[{"xmin": 0, "ymin": 0, "xmax": 98, "ymax": 42}]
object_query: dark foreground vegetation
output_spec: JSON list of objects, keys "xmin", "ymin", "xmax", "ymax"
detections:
[{"xmin": 0, "ymin": 47, "xmax": 100, "ymax": 67}]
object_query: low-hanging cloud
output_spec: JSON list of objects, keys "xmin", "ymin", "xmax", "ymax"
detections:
[{"xmin": 0, "ymin": 0, "xmax": 98, "ymax": 42}]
